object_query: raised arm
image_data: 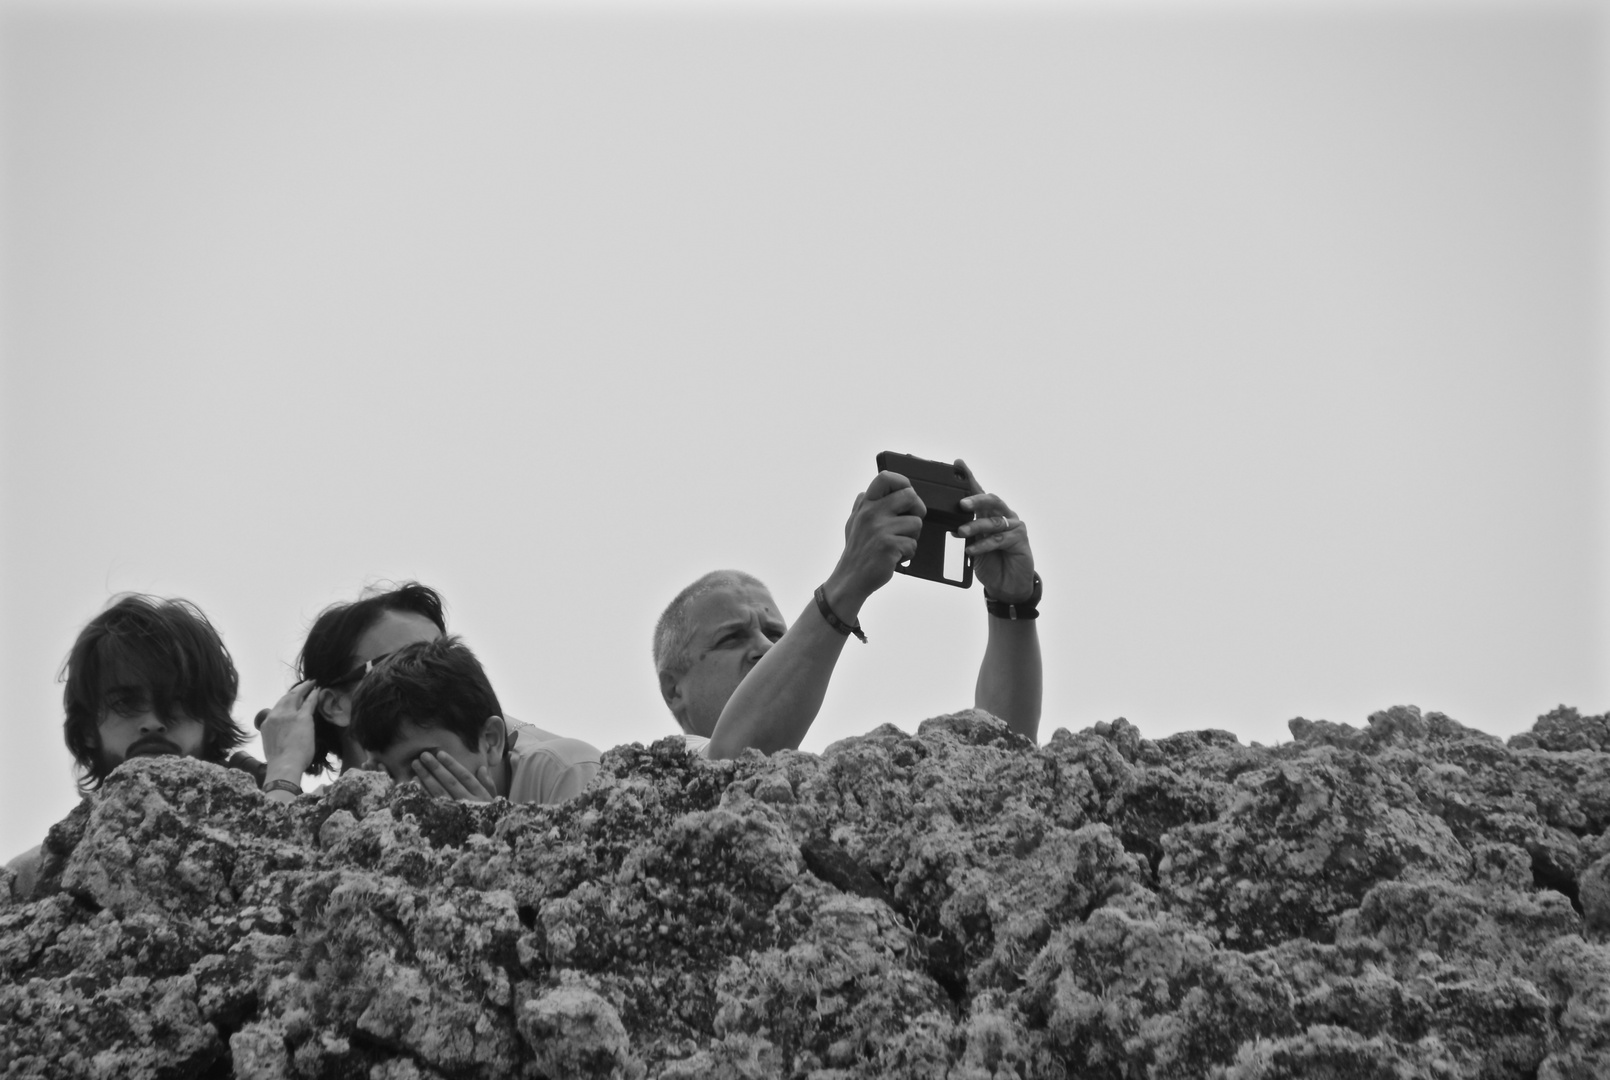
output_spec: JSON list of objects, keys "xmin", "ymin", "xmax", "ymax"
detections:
[
  {"xmin": 259, "ymin": 681, "xmax": 321, "ymax": 803},
  {"xmin": 955, "ymin": 460, "xmax": 1042, "ymax": 742},
  {"xmin": 705, "ymin": 472, "xmax": 925, "ymax": 758}
]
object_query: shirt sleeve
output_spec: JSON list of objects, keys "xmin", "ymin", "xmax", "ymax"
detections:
[{"xmin": 679, "ymin": 734, "xmax": 713, "ymax": 759}]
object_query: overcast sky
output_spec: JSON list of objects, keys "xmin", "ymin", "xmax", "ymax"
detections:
[{"xmin": 2, "ymin": 0, "xmax": 1603, "ymax": 862}]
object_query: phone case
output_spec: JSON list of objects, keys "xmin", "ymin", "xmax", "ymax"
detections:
[{"xmin": 876, "ymin": 451, "xmax": 975, "ymax": 588}]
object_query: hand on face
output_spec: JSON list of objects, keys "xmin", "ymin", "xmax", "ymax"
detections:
[
  {"xmin": 954, "ymin": 459, "xmax": 1036, "ymax": 601},
  {"xmin": 411, "ymin": 750, "xmax": 497, "ymax": 803},
  {"xmin": 261, "ymin": 680, "xmax": 320, "ymax": 776},
  {"xmin": 829, "ymin": 471, "xmax": 928, "ymax": 608}
]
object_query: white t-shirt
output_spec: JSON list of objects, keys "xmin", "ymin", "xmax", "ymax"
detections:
[{"xmin": 506, "ymin": 729, "xmax": 603, "ymax": 804}]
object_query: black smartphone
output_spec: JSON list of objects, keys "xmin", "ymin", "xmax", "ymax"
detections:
[{"xmin": 876, "ymin": 451, "xmax": 975, "ymax": 588}]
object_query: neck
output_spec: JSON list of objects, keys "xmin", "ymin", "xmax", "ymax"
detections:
[{"xmin": 339, "ymin": 732, "xmax": 367, "ymax": 773}]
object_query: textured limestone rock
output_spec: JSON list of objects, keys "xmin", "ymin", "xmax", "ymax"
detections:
[{"xmin": 3, "ymin": 705, "xmax": 1610, "ymax": 1078}]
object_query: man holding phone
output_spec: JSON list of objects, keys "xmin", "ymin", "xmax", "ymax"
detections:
[{"xmin": 652, "ymin": 458, "xmax": 1041, "ymax": 759}]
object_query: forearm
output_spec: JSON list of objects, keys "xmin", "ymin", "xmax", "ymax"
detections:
[
  {"xmin": 974, "ymin": 617, "xmax": 1042, "ymax": 742},
  {"xmin": 706, "ymin": 578, "xmax": 862, "ymax": 758}
]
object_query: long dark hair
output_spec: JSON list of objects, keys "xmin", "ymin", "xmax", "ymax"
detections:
[
  {"xmin": 296, "ymin": 582, "xmax": 447, "ymax": 775},
  {"xmin": 62, "ymin": 594, "xmax": 244, "ymax": 791}
]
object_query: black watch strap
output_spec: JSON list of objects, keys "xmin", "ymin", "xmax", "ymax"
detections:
[{"xmin": 985, "ymin": 573, "xmax": 1041, "ymax": 620}]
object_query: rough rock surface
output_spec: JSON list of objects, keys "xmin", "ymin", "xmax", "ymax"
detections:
[{"xmin": 4, "ymin": 705, "xmax": 1610, "ymax": 1079}]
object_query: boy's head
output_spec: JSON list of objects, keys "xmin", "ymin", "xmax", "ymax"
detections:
[
  {"xmin": 62, "ymin": 594, "xmax": 245, "ymax": 790},
  {"xmin": 348, "ymin": 635, "xmax": 506, "ymax": 783},
  {"xmin": 296, "ymin": 581, "xmax": 448, "ymax": 775}
]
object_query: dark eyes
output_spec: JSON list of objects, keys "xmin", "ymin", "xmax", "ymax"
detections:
[
  {"xmin": 719, "ymin": 627, "xmax": 783, "ymax": 648},
  {"xmin": 104, "ymin": 692, "xmax": 151, "ymax": 718}
]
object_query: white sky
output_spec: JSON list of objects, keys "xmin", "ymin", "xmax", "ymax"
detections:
[{"xmin": 2, "ymin": 0, "xmax": 1604, "ymax": 862}]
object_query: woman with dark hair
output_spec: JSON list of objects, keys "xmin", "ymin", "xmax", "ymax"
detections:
[
  {"xmin": 259, "ymin": 582, "xmax": 447, "ymax": 800},
  {"xmin": 258, "ymin": 582, "xmax": 587, "ymax": 805}
]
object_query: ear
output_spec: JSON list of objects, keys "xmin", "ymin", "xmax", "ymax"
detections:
[
  {"xmin": 658, "ymin": 670, "xmax": 688, "ymax": 727},
  {"xmin": 321, "ymin": 690, "xmax": 353, "ymax": 729},
  {"xmin": 479, "ymin": 715, "xmax": 507, "ymax": 758}
]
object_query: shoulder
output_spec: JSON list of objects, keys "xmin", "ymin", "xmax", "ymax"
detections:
[
  {"xmin": 503, "ymin": 714, "xmax": 566, "ymax": 745},
  {"xmin": 5, "ymin": 844, "xmax": 43, "ymax": 902},
  {"xmin": 509, "ymin": 732, "xmax": 603, "ymax": 768},
  {"xmin": 507, "ymin": 733, "xmax": 604, "ymax": 805}
]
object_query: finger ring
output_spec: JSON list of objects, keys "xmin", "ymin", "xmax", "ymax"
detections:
[{"xmin": 998, "ymin": 515, "xmax": 1010, "ymax": 529}]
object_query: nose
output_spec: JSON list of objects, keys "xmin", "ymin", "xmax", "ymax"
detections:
[
  {"xmin": 745, "ymin": 631, "xmax": 774, "ymax": 666},
  {"xmin": 136, "ymin": 713, "xmax": 167, "ymax": 734}
]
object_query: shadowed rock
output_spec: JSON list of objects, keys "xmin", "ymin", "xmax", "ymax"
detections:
[{"xmin": 3, "ymin": 705, "xmax": 1609, "ymax": 1078}]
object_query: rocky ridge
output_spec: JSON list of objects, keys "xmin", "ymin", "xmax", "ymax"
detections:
[{"xmin": 4, "ymin": 705, "xmax": 1610, "ymax": 1079}]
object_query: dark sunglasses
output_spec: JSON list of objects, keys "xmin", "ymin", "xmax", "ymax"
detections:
[
  {"xmin": 323, "ymin": 651, "xmax": 396, "ymax": 691},
  {"xmin": 253, "ymin": 652, "xmax": 398, "ymax": 731}
]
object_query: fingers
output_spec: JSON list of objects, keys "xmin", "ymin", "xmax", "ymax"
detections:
[
  {"xmin": 261, "ymin": 680, "xmax": 319, "ymax": 728},
  {"xmin": 849, "ymin": 472, "xmax": 926, "ymax": 539},
  {"xmin": 959, "ymin": 490, "xmax": 1012, "ymax": 521},
  {"xmin": 965, "ymin": 525, "xmax": 1025, "ymax": 556},
  {"xmin": 863, "ymin": 470, "xmax": 913, "ymax": 502},
  {"xmin": 953, "ymin": 458, "xmax": 986, "ymax": 496},
  {"xmin": 412, "ymin": 751, "xmax": 494, "ymax": 803},
  {"xmin": 863, "ymin": 474, "xmax": 925, "ymax": 526},
  {"xmin": 411, "ymin": 758, "xmax": 453, "ymax": 799},
  {"xmin": 960, "ymin": 504, "xmax": 1029, "ymax": 556},
  {"xmin": 835, "ymin": 470, "xmax": 936, "ymax": 601}
]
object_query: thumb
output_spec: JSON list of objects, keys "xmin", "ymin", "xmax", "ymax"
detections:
[{"xmin": 953, "ymin": 458, "xmax": 984, "ymax": 496}]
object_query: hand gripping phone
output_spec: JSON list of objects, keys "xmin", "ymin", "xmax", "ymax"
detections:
[{"xmin": 876, "ymin": 451, "xmax": 975, "ymax": 588}]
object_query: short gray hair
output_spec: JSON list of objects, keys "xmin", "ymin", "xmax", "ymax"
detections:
[{"xmin": 652, "ymin": 569, "xmax": 768, "ymax": 681}]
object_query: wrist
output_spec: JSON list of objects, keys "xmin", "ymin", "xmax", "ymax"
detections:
[
  {"xmin": 815, "ymin": 584, "xmax": 867, "ymax": 644},
  {"xmin": 985, "ymin": 573, "xmax": 1041, "ymax": 620},
  {"xmin": 264, "ymin": 758, "xmax": 308, "ymax": 785},
  {"xmin": 822, "ymin": 566, "xmax": 869, "ymax": 620}
]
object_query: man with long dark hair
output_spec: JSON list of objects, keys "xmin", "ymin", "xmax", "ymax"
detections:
[{"xmin": 7, "ymin": 594, "xmax": 256, "ymax": 897}]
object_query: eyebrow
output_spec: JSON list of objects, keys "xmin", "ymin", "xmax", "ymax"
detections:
[{"xmin": 706, "ymin": 619, "xmax": 752, "ymax": 640}]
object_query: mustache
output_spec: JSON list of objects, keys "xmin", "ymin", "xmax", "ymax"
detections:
[{"xmin": 125, "ymin": 735, "xmax": 183, "ymax": 758}]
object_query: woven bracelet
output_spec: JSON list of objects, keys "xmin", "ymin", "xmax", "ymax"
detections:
[{"xmin": 814, "ymin": 585, "xmax": 867, "ymax": 643}]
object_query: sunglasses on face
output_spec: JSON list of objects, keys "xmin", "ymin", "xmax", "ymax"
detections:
[
  {"xmin": 324, "ymin": 651, "xmax": 395, "ymax": 691},
  {"xmin": 253, "ymin": 652, "xmax": 399, "ymax": 731}
]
